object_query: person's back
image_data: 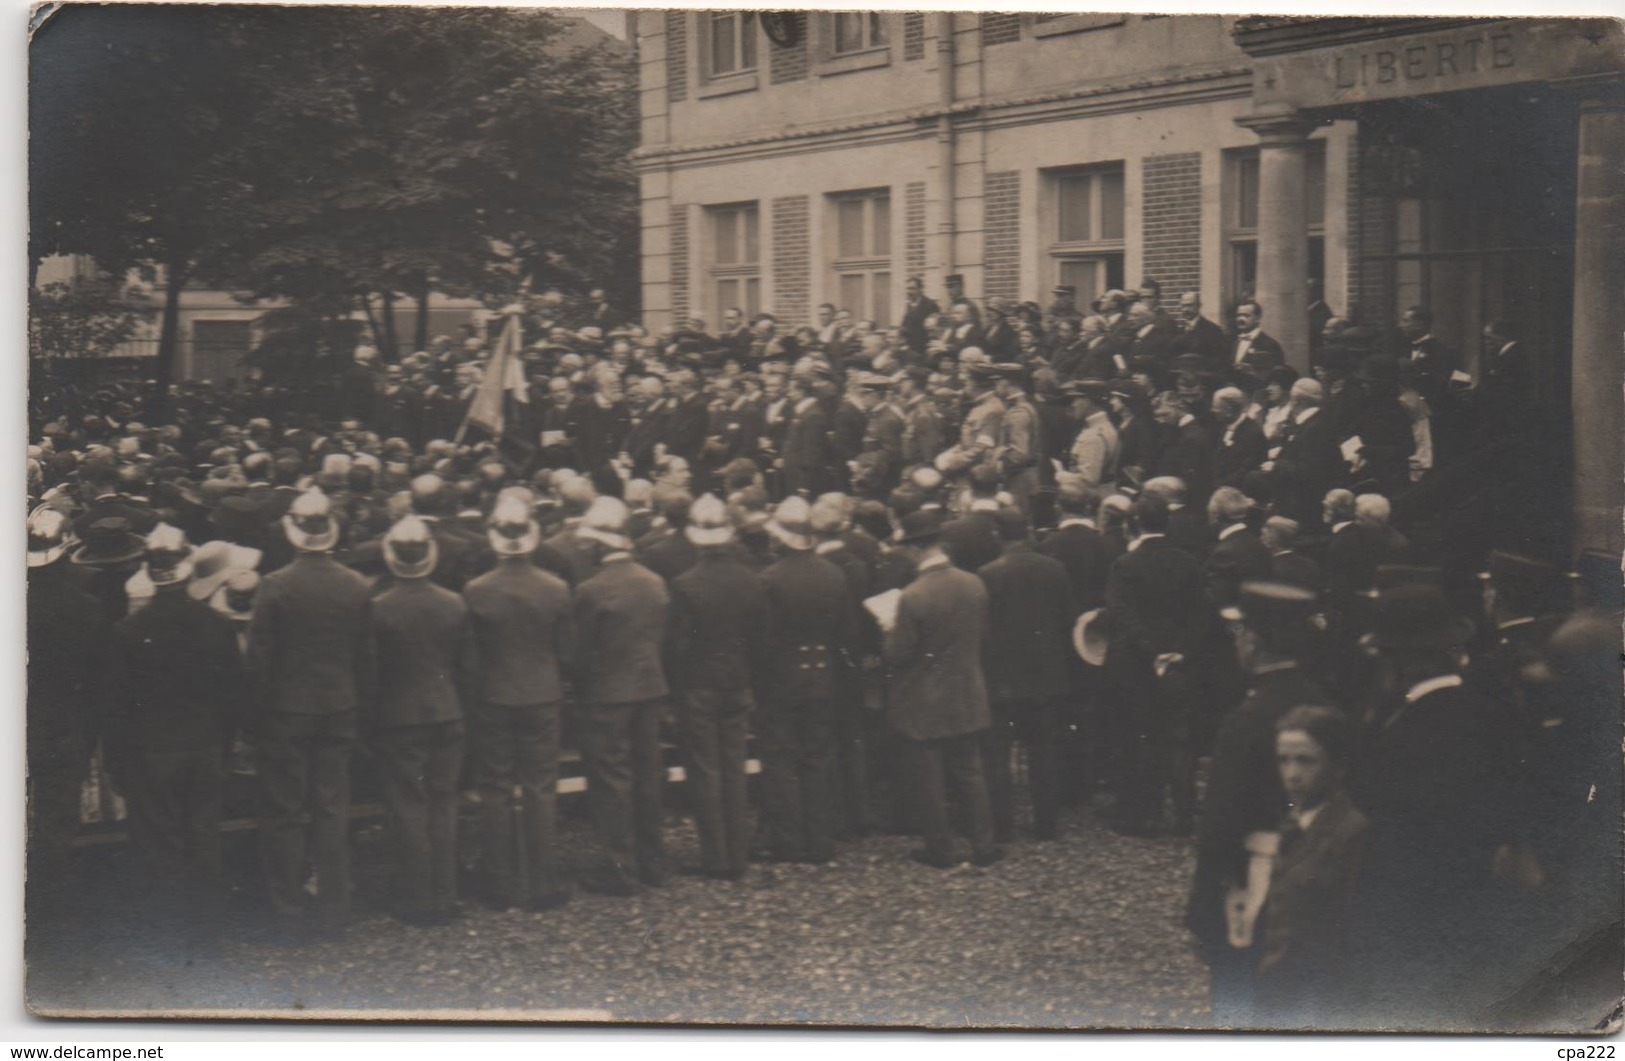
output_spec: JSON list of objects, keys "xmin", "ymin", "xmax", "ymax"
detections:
[
  {"xmin": 886, "ymin": 558, "xmax": 991, "ymax": 742},
  {"xmin": 760, "ymin": 550, "xmax": 855, "ymax": 702},
  {"xmin": 978, "ymin": 546, "xmax": 1073, "ymax": 702},
  {"xmin": 112, "ymin": 589, "xmax": 242, "ymax": 752},
  {"xmin": 575, "ymin": 554, "xmax": 670, "ymax": 705},
  {"xmin": 670, "ymin": 550, "xmax": 770, "ymax": 693},
  {"xmin": 463, "ymin": 560, "xmax": 573, "ymax": 707},
  {"xmin": 249, "ymin": 552, "xmax": 373, "ymax": 714},
  {"xmin": 371, "ymin": 578, "xmax": 477, "ymax": 727}
]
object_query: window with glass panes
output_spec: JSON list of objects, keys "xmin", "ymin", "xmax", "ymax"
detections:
[
  {"xmin": 708, "ymin": 202, "xmax": 761, "ymax": 323},
  {"xmin": 707, "ymin": 12, "xmax": 757, "ymax": 78},
  {"xmin": 1226, "ymin": 143, "xmax": 1326, "ymax": 309},
  {"xmin": 829, "ymin": 190, "xmax": 892, "ymax": 326},
  {"xmin": 831, "ymin": 12, "xmax": 887, "ymax": 54},
  {"xmin": 1049, "ymin": 165, "xmax": 1126, "ymax": 304}
]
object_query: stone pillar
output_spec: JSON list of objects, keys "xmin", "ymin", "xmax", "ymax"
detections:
[
  {"xmin": 1570, "ymin": 87, "xmax": 1625, "ymax": 575},
  {"xmin": 1237, "ymin": 107, "xmax": 1317, "ymax": 373}
]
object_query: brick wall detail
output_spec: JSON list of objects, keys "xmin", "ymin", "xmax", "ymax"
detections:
[
  {"xmin": 669, "ymin": 204, "xmax": 689, "ymax": 324},
  {"xmin": 905, "ymin": 182, "xmax": 927, "ymax": 280},
  {"xmin": 983, "ymin": 171, "xmax": 1021, "ymax": 300},
  {"xmin": 769, "ymin": 14, "xmax": 808, "ymax": 84},
  {"xmin": 772, "ymin": 195, "xmax": 810, "ymax": 325},
  {"xmin": 981, "ymin": 14, "xmax": 1021, "ymax": 47},
  {"xmin": 665, "ymin": 12, "xmax": 687, "ymax": 103},
  {"xmin": 1141, "ymin": 152, "xmax": 1202, "ymax": 301},
  {"xmin": 903, "ymin": 14, "xmax": 926, "ymax": 60}
]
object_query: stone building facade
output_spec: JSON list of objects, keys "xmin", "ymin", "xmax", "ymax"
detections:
[{"xmin": 633, "ymin": 12, "xmax": 1623, "ymax": 573}]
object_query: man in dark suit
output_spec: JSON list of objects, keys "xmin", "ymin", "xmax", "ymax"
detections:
[
  {"xmin": 1037, "ymin": 477, "xmax": 1118, "ymax": 614},
  {"xmin": 1103, "ymin": 495, "xmax": 1208, "ymax": 836},
  {"xmin": 1212, "ymin": 386, "xmax": 1266, "ymax": 488},
  {"xmin": 756, "ymin": 497, "xmax": 859, "ymax": 864},
  {"xmin": 1267, "ymin": 378, "xmax": 1343, "ymax": 529},
  {"xmin": 634, "ymin": 486, "xmax": 698, "ymax": 582},
  {"xmin": 978, "ymin": 509, "xmax": 1075, "ymax": 842},
  {"xmin": 1349, "ymin": 583, "xmax": 1519, "ymax": 1023},
  {"xmin": 781, "ymin": 374, "xmax": 833, "ymax": 498},
  {"xmin": 1262, "ymin": 516, "xmax": 1322, "ymax": 592},
  {"xmin": 1477, "ymin": 317, "xmax": 1534, "ymax": 430},
  {"xmin": 1152, "ymin": 391, "xmax": 1215, "ymax": 509},
  {"xmin": 571, "ymin": 497, "xmax": 672, "ymax": 894},
  {"xmin": 668, "ymin": 495, "xmax": 772, "ymax": 879},
  {"xmin": 1231, "ymin": 300, "xmax": 1286, "ymax": 375},
  {"xmin": 462, "ymin": 497, "xmax": 576, "ymax": 911},
  {"xmin": 1171, "ymin": 292, "xmax": 1229, "ymax": 374},
  {"xmin": 1143, "ymin": 476, "xmax": 1213, "ymax": 564},
  {"xmin": 1399, "ymin": 304, "xmax": 1457, "ymax": 409},
  {"xmin": 247, "ymin": 489, "xmax": 375, "ymax": 940},
  {"xmin": 899, "ymin": 275, "xmax": 941, "ymax": 359},
  {"xmin": 26, "ymin": 508, "xmax": 110, "ymax": 927},
  {"xmin": 885, "ymin": 509, "xmax": 1001, "ymax": 867},
  {"xmin": 106, "ymin": 524, "xmax": 245, "ymax": 938},
  {"xmin": 1185, "ymin": 580, "xmax": 1328, "ymax": 1026},
  {"xmin": 1204, "ymin": 486, "xmax": 1274, "ymax": 609},
  {"xmin": 661, "ymin": 369, "xmax": 712, "ymax": 468},
  {"xmin": 368, "ymin": 516, "xmax": 480, "ymax": 926}
]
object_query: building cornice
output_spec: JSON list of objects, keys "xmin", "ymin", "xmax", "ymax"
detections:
[
  {"xmin": 1230, "ymin": 16, "xmax": 1496, "ymax": 57},
  {"xmin": 634, "ymin": 63, "xmax": 1252, "ymax": 171}
]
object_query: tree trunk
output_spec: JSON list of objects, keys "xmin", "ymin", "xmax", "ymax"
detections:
[
  {"xmin": 380, "ymin": 290, "xmax": 399, "ymax": 360},
  {"xmin": 359, "ymin": 292, "xmax": 383, "ymax": 349},
  {"xmin": 151, "ymin": 257, "xmax": 189, "ymax": 420},
  {"xmin": 413, "ymin": 283, "xmax": 431, "ymax": 354}
]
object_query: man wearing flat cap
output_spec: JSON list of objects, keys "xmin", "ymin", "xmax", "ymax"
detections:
[{"xmin": 1064, "ymin": 380, "xmax": 1120, "ymax": 488}]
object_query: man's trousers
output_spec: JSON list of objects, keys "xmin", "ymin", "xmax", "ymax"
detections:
[
  {"xmin": 578, "ymin": 698, "xmax": 667, "ymax": 886},
  {"xmin": 983, "ymin": 697, "xmax": 1062, "ymax": 841},
  {"xmin": 755, "ymin": 698, "xmax": 836, "ymax": 861},
  {"xmin": 258, "ymin": 710, "xmax": 355, "ymax": 931},
  {"xmin": 904, "ymin": 731, "xmax": 995, "ymax": 863},
  {"xmin": 469, "ymin": 701, "xmax": 563, "ymax": 906},
  {"xmin": 678, "ymin": 687, "xmax": 753, "ymax": 876},
  {"xmin": 375, "ymin": 720, "xmax": 466, "ymax": 918}
]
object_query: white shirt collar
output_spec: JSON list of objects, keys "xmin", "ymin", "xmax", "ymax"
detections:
[
  {"xmin": 1331, "ymin": 521, "xmax": 1353, "ymax": 534},
  {"xmin": 1294, "ymin": 406, "xmax": 1319, "ymax": 425},
  {"xmin": 1239, "ymin": 328, "xmax": 1260, "ymax": 342},
  {"xmin": 1219, "ymin": 522, "xmax": 1248, "ymax": 540},
  {"xmin": 1058, "ymin": 517, "xmax": 1097, "ymax": 530},
  {"xmin": 969, "ymin": 498, "xmax": 1000, "ymax": 513},
  {"xmin": 794, "ymin": 397, "xmax": 819, "ymax": 414},
  {"xmin": 1405, "ymin": 674, "xmax": 1464, "ymax": 703},
  {"xmin": 1294, "ymin": 803, "xmax": 1326, "ymax": 832},
  {"xmin": 918, "ymin": 553, "xmax": 952, "ymax": 573},
  {"xmin": 815, "ymin": 540, "xmax": 844, "ymax": 555},
  {"xmin": 1127, "ymin": 532, "xmax": 1164, "ymax": 552},
  {"xmin": 1178, "ymin": 413, "xmax": 1195, "ymax": 428}
]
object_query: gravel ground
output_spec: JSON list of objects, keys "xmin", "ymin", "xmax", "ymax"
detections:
[{"xmin": 28, "ymin": 804, "xmax": 1212, "ymax": 1028}]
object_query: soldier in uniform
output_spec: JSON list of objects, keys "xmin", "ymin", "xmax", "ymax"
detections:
[
  {"xmin": 958, "ymin": 361, "xmax": 1005, "ymax": 465},
  {"xmin": 668, "ymin": 495, "xmax": 771, "ymax": 879},
  {"xmin": 248, "ymin": 489, "xmax": 375, "ymax": 940},
  {"xmin": 1064, "ymin": 380, "xmax": 1120, "ymax": 487},
  {"xmin": 754, "ymin": 497, "xmax": 858, "ymax": 863},
  {"xmin": 993, "ymin": 364, "xmax": 1041, "ymax": 514},
  {"xmin": 369, "ymin": 516, "xmax": 479, "ymax": 926},
  {"xmin": 462, "ymin": 496, "xmax": 575, "ymax": 911},
  {"xmin": 571, "ymin": 497, "xmax": 673, "ymax": 894}
]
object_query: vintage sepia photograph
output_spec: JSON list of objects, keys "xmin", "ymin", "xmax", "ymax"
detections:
[{"xmin": 22, "ymin": 3, "xmax": 1624, "ymax": 1034}]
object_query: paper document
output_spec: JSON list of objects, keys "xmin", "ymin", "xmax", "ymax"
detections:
[
  {"xmin": 1340, "ymin": 435, "xmax": 1363, "ymax": 464},
  {"xmin": 540, "ymin": 430, "xmax": 566, "ymax": 446},
  {"xmin": 1450, "ymin": 370, "xmax": 1473, "ymax": 384},
  {"xmin": 864, "ymin": 588, "xmax": 902, "ymax": 634}
]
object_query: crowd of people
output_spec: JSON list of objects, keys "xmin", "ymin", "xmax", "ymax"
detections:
[{"xmin": 25, "ymin": 275, "xmax": 1615, "ymax": 1028}]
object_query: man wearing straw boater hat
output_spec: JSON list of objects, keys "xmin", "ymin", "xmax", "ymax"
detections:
[
  {"xmin": 106, "ymin": 523, "xmax": 244, "ymax": 941},
  {"xmin": 571, "ymin": 496, "xmax": 673, "ymax": 895},
  {"xmin": 461, "ymin": 494, "xmax": 575, "ymax": 912},
  {"xmin": 369, "ymin": 515, "xmax": 479, "ymax": 926},
  {"xmin": 26, "ymin": 505, "xmax": 110, "ymax": 927},
  {"xmin": 667, "ymin": 493, "xmax": 771, "ymax": 880},
  {"xmin": 247, "ymin": 487, "xmax": 374, "ymax": 942}
]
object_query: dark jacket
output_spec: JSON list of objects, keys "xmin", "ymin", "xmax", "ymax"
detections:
[
  {"xmin": 663, "ymin": 393, "xmax": 712, "ymax": 465},
  {"xmin": 1036, "ymin": 519, "xmax": 1119, "ymax": 614},
  {"xmin": 669, "ymin": 550, "xmax": 772, "ymax": 694},
  {"xmin": 463, "ymin": 558, "xmax": 575, "ymax": 706},
  {"xmin": 900, "ymin": 294, "xmax": 941, "ymax": 356},
  {"xmin": 1155, "ymin": 416, "xmax": 1215, "ymax": 507},
  {"xmin": 247, "ymin": 553, "xmax": 374, "ymax": 715},
  {"xmin": 1104, "ymin": 536, "xmax": 1207, "ymax": 662},
  {"xmin": 28, "ymin": 564, "xmax": 110, "ymax": 754},
  {"xmin": 636, "ymin": 526, "xmax": 699, "ymax": 582},
  {"xmin": 573, "ymin": 554, "xmax": 671, "ymax": 705},
  {"xmin": 1172, "ymin": 315, "xmax": 1228, "ymax": 372},
  {"xmin": 884, "ymin": 558, "xmax": 992, "ymax": 741},
  {"xmin": 782, "ymin": 400, "xmax": 832, "ymax": 494},
  {"xmin": 978, "ymin": 544, "xmax": 1075, "ymax": 701},
  {"xmin": 1215, "ymin": 415, "xmax": 1267, "ymax": 488},
  {"xmin": 1167, "ymin": 503, "xmax": 1214, "ymax": 564},
  {"xmin": 1270, "ymin": 550, "xmax": 1323, "ymax": 593},
  {"xmin": 759, "ymin": 550, "xmax": 858, "ymax": 704},
  {"xmin": 1232, "ymin": 330, "xmax": 1287, "ymax": 374},
  {"xmin": 1271, "ymin": 409, "xmax": 1344, "ymax": 527},
  {"xmin": 108, "ymin": 588, "xmax": 244, "ymax": 757},
  {"xmin": 369, "ymin": 578, "xmax": 479, "ymax": 727},
  {"xmin": 1204, "ymin": 525, "xmax": 1274, "ymax": 608}
]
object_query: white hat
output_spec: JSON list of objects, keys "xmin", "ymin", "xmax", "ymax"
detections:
[
  {"xmin": 487, "ymin": 495, "xmax": 541, "ymax": 557},
  {"xmin": 685, "ymin": 494, "xmax": 734, "ymax": 547},
  {"xmin": 384, "ymin": 515, "xmax": 438, "ymax": 579},
  {"xmin": 576, "ymin": 497, "xmax": 632, "ymax": 551},
  {"xmin": 26, "ymin": 506, "xmax": 71, "ymax": 568},
  {"xmin": 144, "ymin": 523, "xmax": 196, "ymax": 587},
  {"xmin": 283, "ymin": 488, "xmax": 340, "ymax": 552},
  {"xmin": 187, "ymin": 540, "xmax": 262, "ymax": 601}
]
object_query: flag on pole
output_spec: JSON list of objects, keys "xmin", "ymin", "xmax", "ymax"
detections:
[{"xmin": 460, "ymin": 310, "xmax": 532, "ymax": 454}]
